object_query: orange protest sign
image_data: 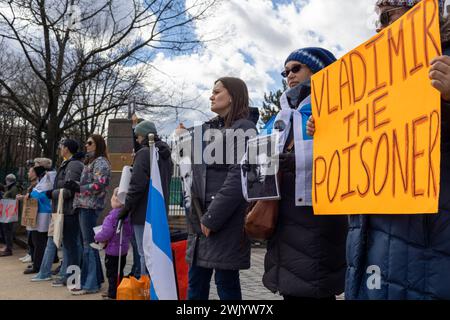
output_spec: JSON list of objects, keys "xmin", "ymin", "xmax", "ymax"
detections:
[{"xmin": 311, "ymin": 0, "xmax": 442, "ymax": 215}]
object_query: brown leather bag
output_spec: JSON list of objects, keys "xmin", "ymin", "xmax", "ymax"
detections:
[{"xmin": 244, "ymin": 199, "xmax": 279, "ymax": 241}]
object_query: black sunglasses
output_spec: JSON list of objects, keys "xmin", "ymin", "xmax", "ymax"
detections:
[
  {"xmin": 377, "ymin": 7, "xmax": 405, "ymax": 29},
  {"xmin": 86, "ymin": 141, "xmax": 94, "ymax": 146},
  {"xmin": 281, "ymin": 64, "xmax": 302, "ymax": 78}
]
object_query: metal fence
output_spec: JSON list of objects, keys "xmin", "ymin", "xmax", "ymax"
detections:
[
  {"xmin": 163, "ymin": 136, "xmax": 186, "ymax": 216},
  {"xmin": 0, "ymin": 122, "xmax": 42, "ymax": 186},
  {"xmin": 0, "ymin": 123, "xmax": 186, "ymax": 217}
]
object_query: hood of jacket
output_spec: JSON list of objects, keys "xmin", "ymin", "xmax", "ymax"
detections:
[{"xmin": 155, "ymin": 140, "xmax": 171, "ymax": 160}]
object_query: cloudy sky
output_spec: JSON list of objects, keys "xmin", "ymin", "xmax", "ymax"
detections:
[{"xmin": 142, "ymin": 0, "xmax": 379, "ymax": 134}]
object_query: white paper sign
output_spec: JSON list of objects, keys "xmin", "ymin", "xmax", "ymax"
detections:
[
  {"xmin": 93, "ymin": 225, "xmax": 103, "ymax": 235},
  {"xmin": 117, "ymin": 166, "xmax": 132, "ymax": 204}
]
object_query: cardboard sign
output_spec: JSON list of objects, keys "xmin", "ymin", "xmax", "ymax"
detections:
[
  {"xmin": 0, "ymin": 199, "xmax": 19, "ymax": 223},
  {"xmin": 21, "ymin": 198, "xmax": 38, "ymax": 228},
  {"xmin": 311, "ymin": 0, "xmax": 442, "ymax": 214}
]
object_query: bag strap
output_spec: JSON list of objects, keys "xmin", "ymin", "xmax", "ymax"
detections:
[
  {"xmin": 285, "ymin": 126, "xmax": 295, "ymax": 153},
  {"xmin": 286, "ymin": 138, "xmax": 295, "ymax": 153},
  {"xmin": 57, "ymin": 189, "xmax": 64, "ymax": 214}
]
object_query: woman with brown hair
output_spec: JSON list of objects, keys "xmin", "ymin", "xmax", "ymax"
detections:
[
  {"xmin": 66, "ymin": 134, "xmax": 111, "ymax": 295},
  {"xmin": 185, "ymin": 77, "xmax": 257, "ymax": 300}
]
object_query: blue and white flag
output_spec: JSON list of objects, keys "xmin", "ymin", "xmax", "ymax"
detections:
[{"xmin": 143, "ymin": 147, "xmax": 178, "ymax": 300}]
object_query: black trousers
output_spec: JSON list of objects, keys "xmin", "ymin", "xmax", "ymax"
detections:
[
  {"xmin": 31, "ymin": 231, "xmax": 48, "ymax": 271},
  {"xmin": 0, "ymin": 223, "xmax": 14, "ymax": 251},
  {"xmin": 27, "ymin": 231, "xmax": 34, "ymax": 258},
  {"xmin": 105, "ymin": 254, "xmax": 127, "ymax": 299}
]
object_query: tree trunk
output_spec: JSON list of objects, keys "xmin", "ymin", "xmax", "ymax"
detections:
[{"xmin": 45, "ymin": 116, "xmax": 61, "ymax": 166}]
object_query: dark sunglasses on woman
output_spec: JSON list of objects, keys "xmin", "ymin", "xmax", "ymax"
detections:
[
  {"xmin": 85, "ymin": 141, "xmax": 93, "ymax": 146},
  {"xmin": 281, "ymin": 64, "xmax": 303, "ymax": 78},
  {"xmin": 377, "ymin": 7, "xmax": 405, "ymax": 29}
]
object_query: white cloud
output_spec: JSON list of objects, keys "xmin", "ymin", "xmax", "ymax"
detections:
[
  {"xmin": 1, "ymin": 0, "xmax": 379, "ymax": 135},
  {"xmin": 141, "ymin": 0, "xmax": 379, "ymax": 135}
]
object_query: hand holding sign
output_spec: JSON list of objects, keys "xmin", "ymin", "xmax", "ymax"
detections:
[
  {"xmin": 306, "ymin": 116, "xmax": 316, "ymax": 137},
  {"xmin": 429, "ymin": 55, "xmax": 450, "ymax": 101}
]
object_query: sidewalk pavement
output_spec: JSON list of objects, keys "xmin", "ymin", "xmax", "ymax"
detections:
[
  {"xmin": 0, "ymin": 248, "xmax": 102, "ymax": 300},
  {"xmin": 0, "ymin": 244, "xmax": 281, "ymax": 300}
]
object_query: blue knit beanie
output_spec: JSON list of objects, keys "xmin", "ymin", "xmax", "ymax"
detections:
[{"xmin": 284, "ymin": 47, "xmax": 337, "ymax": 74}]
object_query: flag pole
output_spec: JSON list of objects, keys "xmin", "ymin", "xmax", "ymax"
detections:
[
  {"xmin": 148, "ymin": 133, "xmax": 154, "ymax": 300},
  {"xmin": 148, "ymin": 133, "xmax": 155, "ymax": 171}
]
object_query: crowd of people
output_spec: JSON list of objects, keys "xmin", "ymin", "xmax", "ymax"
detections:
[
  {"xmin": 1, "ymin": 0, "xmax": 450, "ymax": 301},
  {"xmin": 0, "ymin": 122, "xmax": 174, "ymax": 299}
]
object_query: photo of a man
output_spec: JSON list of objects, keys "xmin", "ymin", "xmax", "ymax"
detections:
[{"xmin": 244, "ymin": 135, "xmax": 280, "ymax": 201}]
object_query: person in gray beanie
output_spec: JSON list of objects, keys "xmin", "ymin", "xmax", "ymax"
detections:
[
  {"xmin": 5, "ymin": 174, "xmax": 16, "ymax": 188},
  {"xmin": 118, "ymin": 120, "xmax": 173, "ymax": 277},
  {"xmin": 0, "ymin": 174, "xmax": 19, "ymax": 257},
  {"xmin": 133, "ymin": 120, "xmax": 157, "ymax": 138}
]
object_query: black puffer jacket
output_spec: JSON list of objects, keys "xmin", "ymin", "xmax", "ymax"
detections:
[
  {"xmin": 51, "ymin": 153, "xmax": 84, "ymax": 215},
  {"xmin": 125, "ymin": 139, "xmax": 173, "ymax": 226},
  {"xmin": 263, "ymin": 85, "xmax": 348, "ymax": 298},
  {"xmin": 263, "ymin": 177, "xmax": 348, "ymax": 298},
  {"xmin": 185, "ymin": 117, "xmax": 257, "ymax": 270},
  {"xmin": 345, "ymin": 44, "xmax": 450, "ymax": 300}
]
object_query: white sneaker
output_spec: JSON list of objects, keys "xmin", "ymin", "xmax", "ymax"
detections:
[
  {"xmin": 89, "ymin": 242, "xmax": 105, "ymax": 250},
  {"xmin": 31, "ymin": 275, "xmax": 52, "ymax": 282},
  {"xmin": 19, "ymin": 254, "xmax": 32, "ymax": 263}
]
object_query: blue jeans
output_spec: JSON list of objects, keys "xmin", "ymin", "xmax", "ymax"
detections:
[
  {"xmin": 35, "ymin": 237, "xmax": 57, "ymax": 278},
  {"xmin": 59, "ymin": 213, "xmax": 82, "ymax": 280},
  {"xmin": 133, "ymin": 225, "xmax": 148, "ymax": 276},
  {"xmin": 79, "ymin": 209, "xmax": 104, "ymax": 291},
  {"xmin": 130, "ymin": 234, "xmax": 141, "ymax": 278},
  {"xmin": 188, "ymin": 265, "xmax": 242, "ymax": 300}
]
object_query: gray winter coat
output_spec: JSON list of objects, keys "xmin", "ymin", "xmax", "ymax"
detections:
[
  {"xmin": 125, "ymin": 139, "xmax": 173, "ymax": 226},
  {"xmin": 52, "ymin": 155, "xmax": 84, "ymax": 215},
  {"xmin": 185, "ymin": 117, "xmax": 257, "ymax": 270}
]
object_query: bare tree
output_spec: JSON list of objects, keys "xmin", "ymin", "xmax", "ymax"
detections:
[{"xmin": 0, "ymin": 0, "xmax": 218, "ymax": 162}]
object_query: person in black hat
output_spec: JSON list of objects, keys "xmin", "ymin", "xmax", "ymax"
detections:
[
  {"xmin": 31, "ymin": 139, "xmax": 85, "ymax": 285},
  {"xmin": 23, "ymin": 158, "xmax": 54, "ymax": 275}
]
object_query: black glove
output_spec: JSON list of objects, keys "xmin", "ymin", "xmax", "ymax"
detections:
[
  {"xmin": 45, "ymin": 190, "xmax": 53, "ymax": 199},
  {"xmin": 278, "ymin": 152, "xmax": 296, "ymax": 173},
  {"xmin": 242, "ymin": 161, "xmax": 251, "ymax": 173},
  {"xmin": 117, "ymin": 207, "xmax": 129, "ymax": 221},
  {"xmin": 64, "ymin": 180, "xmax": 80, "ymax": 193}
]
